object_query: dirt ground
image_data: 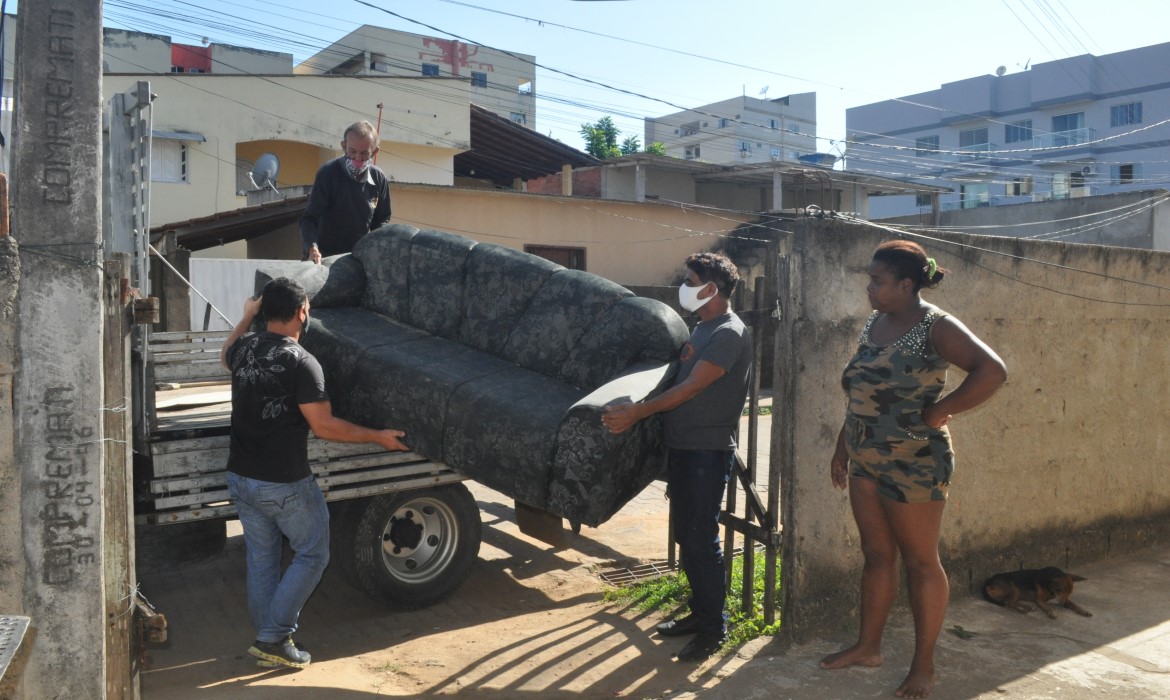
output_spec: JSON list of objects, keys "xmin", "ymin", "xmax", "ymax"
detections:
[{"xmin": 136, "ymin": 477, "xmax": 765, "ymax": 699}]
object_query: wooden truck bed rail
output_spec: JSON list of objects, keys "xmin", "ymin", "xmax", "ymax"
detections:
[{"xmin": 140, "ymin": 329, "xmax": 464, "ymax": 525}]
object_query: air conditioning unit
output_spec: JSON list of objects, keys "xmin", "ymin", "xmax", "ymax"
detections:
[
  {"xmin": 1070, "ymin": 186, "xmax": 1093, "ymax": 198},
  {"xmin": 1079, "ymin": 164, "xmax": 1099, "ymax": 176}
]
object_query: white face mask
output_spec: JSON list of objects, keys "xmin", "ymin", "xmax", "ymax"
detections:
[{"xmin": 678, "ymin": 281, "xmax": 714, "ymax": 312}]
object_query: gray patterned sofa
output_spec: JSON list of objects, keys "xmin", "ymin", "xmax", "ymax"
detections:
[{"xmin": 285, "ymin": 224, "xmax": 689, "ymax": 527}]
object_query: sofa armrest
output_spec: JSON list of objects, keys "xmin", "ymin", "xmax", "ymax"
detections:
[
  {"xmin": 569, "ymin": 360, "xmax": 677, "ymax": 413},
  {"xmin": 547, "ymin": 360, "xmax": 677, "ymax": 527}
]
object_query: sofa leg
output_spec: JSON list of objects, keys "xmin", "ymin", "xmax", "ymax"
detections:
[{"xmin": 515, "ymin": 501, "xmax": 565, "ymax": 547}]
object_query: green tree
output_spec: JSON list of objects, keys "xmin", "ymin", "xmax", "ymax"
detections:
[
  {"xmin": 644, "ymin": 141, "xmax": 666, "ymax": 156},
  {"xmin": 620, "ymin": 135, "xmax": 641, "ymax": 155},
  {"xmin": 580, "ymin": 116, "xmax": 621, "ymax": 159}
]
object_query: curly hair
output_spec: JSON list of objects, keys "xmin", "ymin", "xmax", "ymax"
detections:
[
  {"xmin": 685, "ymin": 252, "xmax": 740, "ymax": 298},
  {"xmin": 872, "ymin": 239, "xmax": 946, "ymax": 292}
]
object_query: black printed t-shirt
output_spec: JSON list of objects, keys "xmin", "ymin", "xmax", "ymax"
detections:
[{"xmin": 225, "ymin": 332, "xmax": 329, "ymax": 483}]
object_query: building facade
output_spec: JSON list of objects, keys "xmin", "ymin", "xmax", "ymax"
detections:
[
  {"xmin": 644, "ymin": 93, "xmax": 820, "ymax": 166},
  {"xmin": 846, "ymin": 42, "xmax": 1170, "ymax": 219},
  {"xmin": 295, "ymin": 25, "xmax": 537, "ymax": 131}
]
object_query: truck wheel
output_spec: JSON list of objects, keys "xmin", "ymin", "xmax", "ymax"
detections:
[{"xmin": 337, "ymin": 484, "xmax": 481, "ymax": 609}]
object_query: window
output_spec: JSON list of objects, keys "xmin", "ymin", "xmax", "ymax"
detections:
[
  {"xmin": 518, "ymin": 81, "xmax": 533, "ymax": 95},
  {"xmin": 684, "ymin": 146, "xmax": 700, "ymax": 159},
  {"xmin": 151, "ymin": 140, "xmax": 187, "ymax": 183},
  {"xmin": 1010, "ymin": 177, "xmax": 1033, "ymax": 195},
  {"xmin": 680, "ymin": 121, "xmax": 700, "ymax": 137},
  {"xmin": 1111, "ymin": 163, "xmax": 1141, "ymax": 185},
  {"xmin": 959, "ymin": 127, "xmax": 989, "ymax": 148},
  {"xmin": 959, "ymin": 183, "xmax": 989, "ymax": 209},
  {"xmin": 915, "ymin": 135, "xmax": 939, "ymax": 157},
  {"xmin": 1005, "ymin": 120, "xmax": 1032, "ymax": 144},
  {"xmin": 421, "ymin": 63, "xmax": 440, "ymax": 76},
  {"xmin": 1052, "ymin": 112, "xmax": 1084, "ymax": 132},
  {"xmin": 915, "ymin": 193, "xmax": 932, "ymax": 207},
  {"xmin": 789, "ymin": 123, "xmax": 801, "ymax": 134},
  {"xmin": 1052, "ymin": 172, "xmax": 1071, "ymax": 198},
  {"xmin": 509, "ymin": 112, "xmax": 527, "ymax": 125},
  {"xmin": 471, "ymin": 71, "xmax": 487, "ymax": 88},
  {"xmin": 525, "ymin": 245, "xmax": 585, "ymax": 270},
  {"xmin": 170, "ymin": 66, "xmax": 184, "ymax": 73},
  {"xmin": 769, "ymin": 119, "xmax": 779, "ymax": 129},
  {"xmin": 718, "ymin": 118, "xmax": 729, "ymax": 128},
  {"xmin": 1111, "ymin": 101, "xmax": 1143, "ymax": 127},
  {"xmin": 739, "ymin": 141, "xmax": 752, "ymax": 153}
]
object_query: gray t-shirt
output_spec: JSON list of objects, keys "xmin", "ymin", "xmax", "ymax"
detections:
[{"xmin": 663, "ymin": 312, "xmax": 752, "ymax": 451}]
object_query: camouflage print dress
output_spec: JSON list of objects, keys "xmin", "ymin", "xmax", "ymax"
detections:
[{"xmin": 841, "ymin": 308, "xmax": 955, "ymax": 503}]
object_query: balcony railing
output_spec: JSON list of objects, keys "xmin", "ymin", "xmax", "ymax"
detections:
[
  {"xmin": 952, "ymin": 142, "xmax": 996, "ymax": 162},
  {"xmin": 1032, "ymin": 128, "xmax": 1096, "ymax": 149}
]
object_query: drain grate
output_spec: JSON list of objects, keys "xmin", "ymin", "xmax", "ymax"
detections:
[
  {"xmin": 0, "ymin": 615, "xmax": 30, "ymax": 680},
  {"xmin": 598, "ymin": 547, "xmax": 751, "ymax": 587}
]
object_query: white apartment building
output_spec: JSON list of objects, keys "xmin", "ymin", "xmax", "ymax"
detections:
[
  {"xmin": 846, "ymin": 42, "xmax": 1170, "ymax": 219},
  {"xmin": 645, "ymin": 93, "xmax": 820, "ymax": 166},
  {"xmin": 295, "ymin": 25, "xmax": 536, "ymax": 131}
]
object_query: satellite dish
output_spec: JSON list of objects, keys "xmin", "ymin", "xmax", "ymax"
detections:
[
  {"xmin": 248, "ymin": 153, "xmax": 282, "ymax": 196},
  {"xmin": 995, "ymin": 66, "xmax": 1007, "ymax": 77}
]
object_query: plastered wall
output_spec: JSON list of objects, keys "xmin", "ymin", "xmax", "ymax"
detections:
[{"xmin": 774, "ymin": 217, "xmax": 1170, "ymax": 641}]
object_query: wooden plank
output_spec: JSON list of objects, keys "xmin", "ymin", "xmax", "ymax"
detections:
[
  {"xmin": 149, "ymin": 330, "xmax": 229, "ymax": 342},
  {"xmin": 151, "ymin": 453, "xmax": 439, "ymax": 492},
  {"xmin": 154, "ymin": 363, "xmax": 230, "ymax": 382},
  {"xmin": 139, "ymin": 470, "xmax": 465, "ymax": 525},
  {"xmin": 149, "ymin": 342, "xmax": 224, "ymax": 354}
]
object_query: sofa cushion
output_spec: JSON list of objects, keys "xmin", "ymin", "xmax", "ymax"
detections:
[
  {"xmin": 300, "ymin": 307, "xmax": 427, "ymax": 417},
  {"xmin": 442, "ymin": 368, "xmax": 587, "ymax": 508},
  {"xmin": 459, "ymin": 243, "xmax": 561, "ymax": 356},
  {"xmin": 339, "ymin": 335, "xmax": 516, "ymax": 461},
  {"xmin": 353, "ymin": 223, "xmax": 419, "ymax": 321},
  {"xmin": 557, "ymin": 296, "xmax": 689, "ymax": 391},
  {"xmin": 407, "ymin": 229, "xmax": 477, "ymax": 339},
  {"xmin": 500, "ymin": 269, "xmax": 632, "ymax": 380}
]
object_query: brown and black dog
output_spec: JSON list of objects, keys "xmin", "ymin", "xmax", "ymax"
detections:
[{"xmin": 983, "ymin": 567, "xmax": 1092, "ymax": 619}]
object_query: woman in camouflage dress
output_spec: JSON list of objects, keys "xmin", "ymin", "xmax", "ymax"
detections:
[{"xmin": 820, "ymin": 240, "xmax": 1007, "ymax": 699}]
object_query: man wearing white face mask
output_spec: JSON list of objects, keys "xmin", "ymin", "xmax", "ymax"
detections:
[
  {"xmin": 603, "ymin": 251, "xmax": 752, "ymax": 662},
  {"xmin": 300, "ymin": 121, "xmax": 392, "ymax": 264}
]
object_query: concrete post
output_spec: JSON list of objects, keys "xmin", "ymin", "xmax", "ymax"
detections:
[
  {"xmin": 634, "ymin": 163, "xmax": 645, "ymax": 202},
  {"xmin": 560, "ymin": 164, "xmax": 572, "ymax": 197},
  {"xmin": 772, "ymin": 169, "xmax": 783, "ymax": 211},
  {"xmin": 12, "ymin": 2, "xmax": 109, "ymax": 697}
]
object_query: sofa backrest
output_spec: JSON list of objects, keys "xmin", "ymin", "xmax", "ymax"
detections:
[
  {"xmin": 347, "ymin": 225, "xmax": 689, "ymax": 390},
  {"xmin": 460, "ymin": 243, "xmax": 562, "ymax": 356},
  {"xmin": 498, "ymin": 268, "xmax": 632, "ymax": 379},
  {"xmin": 354, "ymin": 223, "xmax": 418, "ymax": 321}
]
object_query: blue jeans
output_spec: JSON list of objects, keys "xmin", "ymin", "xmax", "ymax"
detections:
[
  {"xmin": 227, "ymin": 472, "xmax": 330, "ymax": 643},
  {"xmin": 668, "ymin": 448, "xmax": 733, "ymax": 636}
]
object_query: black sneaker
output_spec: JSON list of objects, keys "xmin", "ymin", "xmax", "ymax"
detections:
[
  {"xmin": 249, "ymin": 637, "xmax": 311, "ymax": 669},
  {"xmin": 655, "ymin": 614, "xmax": 699, "ymax": 637},
  {"xmin": 675, "ymin": 632, "xmax": 726, "ymax": 662}
]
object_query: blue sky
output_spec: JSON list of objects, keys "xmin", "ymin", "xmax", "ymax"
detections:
[{"xmin": 18, "ymin": 0, "xmax": 1170, "ymax": 154}]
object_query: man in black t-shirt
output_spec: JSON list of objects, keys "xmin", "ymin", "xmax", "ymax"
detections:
[
  {"xmin": 603, "ymin": 252, "xmax": 752, "ymax": 663},
  {"xmin": 300, "ymin": 120, "xmax": 391, "ymax": 263},
  {"xmin": 220, "ymin": 277, "xmax": 408, "ymax": 669}
]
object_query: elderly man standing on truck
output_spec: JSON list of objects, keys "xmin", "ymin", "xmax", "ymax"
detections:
[
  {"xmin": 300, "ymin": 120, "xmax": 391, "ymax": 264},
  {"xmin": 602, "ymin": 252, "xmax": 752, "ymax": 662},
  {"xmin": 220, "ymin": 277, "xmax": 408, "ymax": 669}
]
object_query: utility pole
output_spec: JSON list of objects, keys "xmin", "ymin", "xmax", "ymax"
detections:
[{"xmin": 11, "ymin": 1, "xmax": 113, "ymax": 697}]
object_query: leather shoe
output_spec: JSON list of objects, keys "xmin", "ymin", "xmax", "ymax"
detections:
[
  {"xmin": 675, "ymin": 632, "xmax": 725, "ymax": 662},
  {"xmin": 655, "ymin": 614, "xmax": 698, "ymax": 637}
]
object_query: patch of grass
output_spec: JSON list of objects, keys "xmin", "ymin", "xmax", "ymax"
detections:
[
  {"xmin": 741, "ymin": 404, "xmax": 772, "ymax": 416},
  {"xmin": 604, "ymin": 549, "xmax": 781, "ymax": 649}
]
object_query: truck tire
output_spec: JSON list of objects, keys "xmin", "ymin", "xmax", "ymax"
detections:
[{"xmin": 334, "ymin": 484, "xmax": 481, "ymax": 609}]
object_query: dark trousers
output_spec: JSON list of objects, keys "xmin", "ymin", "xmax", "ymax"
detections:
[{"xmin": 668, "ymin": 448, "xmax": 733, "ymax": 636}]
